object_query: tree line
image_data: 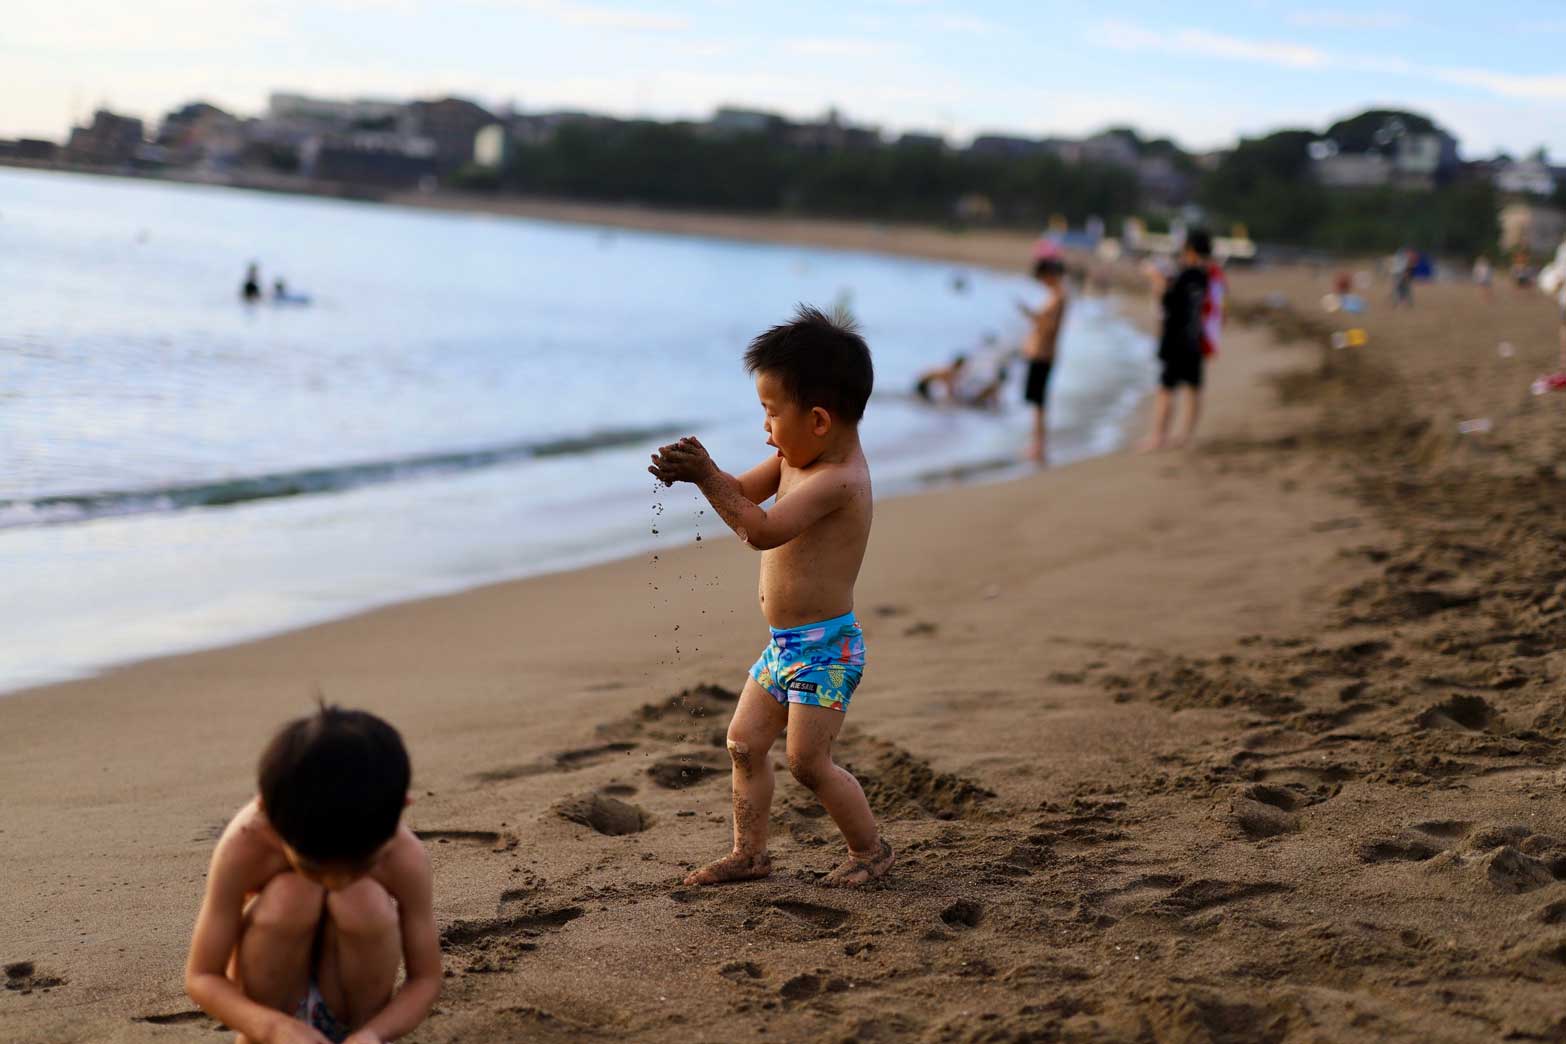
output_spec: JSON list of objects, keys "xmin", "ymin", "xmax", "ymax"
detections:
[{"xmin": 453, "ymin": 111, "xmax": 1505, "ymax": 256}]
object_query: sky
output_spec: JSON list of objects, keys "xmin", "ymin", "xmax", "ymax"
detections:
[{"xmin": 6, "ymin": 0, "xmax": 1564, "ymax": 159}]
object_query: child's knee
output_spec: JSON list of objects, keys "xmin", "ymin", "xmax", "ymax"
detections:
[
  {"xmin": 326, "ymin": 879, "xmax": 398, "ymax": 938},
  {"xmin": 726, "ymin": 737, "xmax": 756, "ymax": 776},
  {"xmin": 249, "ymin": 873, "xmax": 325, "ymax": 934},
  {"xmin": 786, "ymin": 748, "xmax": 828, "ymax": 791}
]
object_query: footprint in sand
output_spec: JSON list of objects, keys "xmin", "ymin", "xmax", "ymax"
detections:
[
  {"xmin": 474, "ymin": 742, "xmax": 639, "ymax": 783},
  {"xmin": 415, "ymin": 829, "xmax": 517, "ymax": 852},
  {"xmin": 440, "ymin": 906, "xmax": 586, "ymax": 950},
  {"xmin": 554, "ymin": 793, "xmax": 650, "ymax": 836},
  {"xmin": 3, "ymin": 961, "xmax": 65, "ymax": 994},
  {"xmin": 135, "ymin": 1011, "xmax": 214, "ymax": 1026},
  {"xmin": 718, "ymin": 960, "xmax": 764, "ymax": 983},
  {"xmin": 769, "ymin": 899, "xmax": 851, "ymax": 930},
  {"xmin": 1415, "ymin": 694, "xmax": 1499, "ymax": 732},
  {"xmin": 647, "ymin": 750, "xmax": 729, "ymax": 789},
  {"xmin": 1146, "ymin": 879, "xmax": 1291, "ymax": 917},
  {"xmin": 1357, "ymin": 836, "xmax": 1445, "ymax": 863},
  {"xmin": 939, "ymin": 899, "xmax": 983, "ymax": 929}
]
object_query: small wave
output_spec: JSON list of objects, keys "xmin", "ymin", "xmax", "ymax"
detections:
[{"xmin": 0, "ymin": 423, "xmax": 688, "ymax": 530}]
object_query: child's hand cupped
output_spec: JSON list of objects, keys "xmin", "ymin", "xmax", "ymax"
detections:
[{"xmin": 648, "ymin": 436, "xmax": 716, "ymax": 486}]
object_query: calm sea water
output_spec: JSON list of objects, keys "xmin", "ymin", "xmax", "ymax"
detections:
[{"xmin": 0, "ymin": 167, "xmax": 1152, "ymax": 692}]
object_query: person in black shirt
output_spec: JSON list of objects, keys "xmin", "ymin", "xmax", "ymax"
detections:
[{"xmin": 1139, "ymin": 230, "xmax": 1211, "ymax": 451}]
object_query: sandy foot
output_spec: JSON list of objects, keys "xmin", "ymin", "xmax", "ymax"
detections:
[
  {"xmin": 822, "ymin": 839, "xmax": 894, "ymax": 888},
  {"xmin": 683, "ymin": 851, "xmax": 772, "ymax": 886}
]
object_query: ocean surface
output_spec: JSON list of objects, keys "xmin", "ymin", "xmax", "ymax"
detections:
[{"xmin": 0, "ymin": 167, "xmax": 1153, "ymax": 692}]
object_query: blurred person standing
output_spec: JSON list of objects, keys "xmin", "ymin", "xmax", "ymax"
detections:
[
  {"xmin": 1015, "ymin": 248, "xmax": 1069, "ymax": 462},
  {"xmin": 1139, "ymin": 230, "xmax": 1211, "ymax": 451}
]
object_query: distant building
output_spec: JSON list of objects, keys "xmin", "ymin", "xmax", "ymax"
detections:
[
  {"xmin": 1500, "ymin": 202, "xmax": 1566, "ymax": 257},
  {"xmin": 707, "ymin": 107, "xmax": 784, "ymax": 138},
  {"xmin": 408, "ymin": 97, "xmax": 498, "ymax": 175},
  {"xmin": 1494, "ymin": 157, "xmax": 1557, "ymax": 198},
  {"xmin": 507, "ymin": 110, "xmax": 619, "ymax": 147},
  {"xmin": 1314, "ymin": 150, "xmax": 1393, "ymax": 188},
  {"xmin": 968, "ymin": 134, "xmax": 1044, "ymax": 158},
  {"xmin": 1394, "ymin": 130, "xmax": 1459, "ymax": 186},
  {"xmin": 789, "ymin": 108, "xmax": 878, "ymax": 151},
  {"xmin": 1311, "ymin": 126, "xmax": 1459, "ymax": 190},
  {"xmin": 895, "ymin": 131, "xmax": 945, "ymax": 149},
  {"xmin": 268, "ymin": 92, "xmax": 408, "ymax": 131},
  {"xmin": 1136, "ymin": 155, "xmax": 1191, "ymax": 207},
  {"xmin": 473, "ymin": 124, "xmax": 507, "ymax": 169},
  {"xmin": 1077, "ymin": 131, "xmax": 1138, "ymax": 169},
  {"xmin": 158, "ymin": 101, "xmax": 244, "ymax": 167},
  {"xmin": 301, "ymin": 131, "xmax": 437, "ymax": 188},
  {"xmin": 65, "ymin": 109, "xmax": 145, "ymax": 166},
  {"xmin": 0, "ymin": 138, "xmax": 59, "ymax": 162}
]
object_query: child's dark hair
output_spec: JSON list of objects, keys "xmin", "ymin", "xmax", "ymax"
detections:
[
  {"xmin": 1185, "ymin": 228, "xmax": 1213, "ymax": 259},
  {"xmin": 1033, "ymin": 257, "xmax": 1066, "ymax": 279},
  {"xmin": 258, "ymin": 705, "xmax": 411, "ymax": 864},
  {"xmin": 744, "ymin": 305, "xmax": 874, "ymax": 424}
]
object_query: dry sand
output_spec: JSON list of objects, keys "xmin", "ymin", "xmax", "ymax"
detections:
[{"xmin": 3, "ymin": 208, "xmax": 1565, "ymax": 1042}]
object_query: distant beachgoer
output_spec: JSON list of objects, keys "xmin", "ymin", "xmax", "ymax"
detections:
[
  {"xmin": 914, "ymin": 338, "xmax": 1008, "ymax": 409},
  {"xmin": 1139, "ymin": 230, "xmax": 1211, "ymax": 452},
  {"xmin": 914, "ymin": 353, "xmax": 970, "ymax": 403},
  {"xmin": 1203, "ymin": 257, "xmax": 1227, "ymax": 359},
  {"xmin": 242, "ymin": 263, "xmax": 261, "ymax": 302},
  {"xmin": 1016, "ymin": 255, "xmax": 1068, "ymax": 462},
  {"xmin": 650, "ymin": 306, "xmax": 892, "ymax": 889},
  {"xmin": 273, "ymin": 278, "xmax": 288, "ymax": 300},
  {"xmin": 184, "ymin": 706, "xmax": 442, "ymax": 1043},
  {"xmin": 1473, "ymin": 256, "xmax": 1494, "ymax": 302},
  {"xmin": 1540, "ymin": 241, "xmax": 1566, "ymax": 370},
  {"xmin": 1391, "ymin": 249, "xmax": 1414, "ymax": 308}
]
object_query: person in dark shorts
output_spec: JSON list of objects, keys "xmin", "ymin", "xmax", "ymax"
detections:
[
  {"xmin": 1016, "ymin": 255, "xmax": 1068, "ymax": 462},
  {"xmin": 1140, "ymin": 230, "xmax": 1211, "ymax": 451}
]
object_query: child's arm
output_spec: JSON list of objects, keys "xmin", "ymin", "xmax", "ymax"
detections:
[
  {"xmin": 651, "ymin": 437, "xmax": 852, "ymax": 551},
  {"xmin": 186, "ymin": 843, "xmax": 328, "ymax": 1044},
  {"xmin": 347, "ymin": 842, "xmax": 440, "ymax": 1044}
]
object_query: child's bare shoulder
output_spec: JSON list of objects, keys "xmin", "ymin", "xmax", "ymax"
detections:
[
  {"xmin": 377, "ymin": 826, "xmax": 434, "ymax": 893},
  {"xmin": 209, "ymin": 801, "xmax": 289, "ymax": 891}
]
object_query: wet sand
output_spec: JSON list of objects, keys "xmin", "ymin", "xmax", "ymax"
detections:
[{"xmin": 3, "ymin": 234, "xmax": 1566, "ymax": 1041}]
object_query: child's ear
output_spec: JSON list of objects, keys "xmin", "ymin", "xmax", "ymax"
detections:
[
  {"xmin": 811, "ymin": 407, "xmax": 832, "ymax": 436},
  {"xmin": 404, "ymin": 794, "xmax": 414, "ymax": 807}
]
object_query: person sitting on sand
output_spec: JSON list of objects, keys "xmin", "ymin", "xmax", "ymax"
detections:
[
  {"xmin": 914, "ymin": 353, "xmax": 971, "ymax": 403},
  {"xmin": 1140, "ymin": 230, "xmax": 1211, "ymax": 452},
  {"xmin": 1015, "ymin": 255, "xmax": 1068, "ymax": 462},
  {"xmin": 185, "ymin": 706, "xmax": 441, "ymax": 1044},
  {"xmin": 649, "ymin": 305, "xmax": 893, "ymax": 889}
]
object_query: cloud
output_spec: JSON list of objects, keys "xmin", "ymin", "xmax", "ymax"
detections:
[
  {"xmin": 1094, "ymin": 18, "xmax": 1566, "ymax": 103},
  {"xmin": 1096, "ymin": 19, "xmax": 1329, "ymax": 69},
  {"xmin": 1433, "ymin": 68, "xmax": 1566, "ymax": 102},
  {"xmin": 490, "ymin": 1, "xmax": 690, "ymax": 31},
  {"xmin": 926, "ymin": 13, "xmax": 997, "ymax": 35},
  {"xmin": 782, "ymin": 37, "xmax": 909, "ymax": 59},
  {"xmin": 1286, "ymin": 9, "xmax": 1411, "ymax": 30}
]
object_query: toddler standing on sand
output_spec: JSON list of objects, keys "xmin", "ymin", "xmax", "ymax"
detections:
[
  {"xmin": 185, "ymin": 706, "xmax": 440, "ymax": 1044},
  {"xmin": 649, "ymin": 305, "xmax": 893, "ymax": 888}
]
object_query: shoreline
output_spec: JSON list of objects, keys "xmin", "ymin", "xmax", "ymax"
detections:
[
  {"xmin": 1, "ymin": 179, "xmax": 1155, "ymax": 697},
  {"xmin": 7, "ymin": 170, "xmax": 1566, "ymax": 1044}
]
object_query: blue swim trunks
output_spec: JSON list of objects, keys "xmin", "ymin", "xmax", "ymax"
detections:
[{"xmin": 749, "ymin": 611, "xmax": 866, "ymax": 712}]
